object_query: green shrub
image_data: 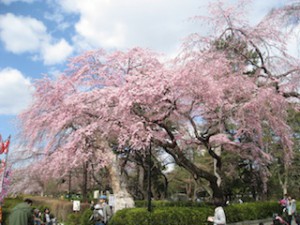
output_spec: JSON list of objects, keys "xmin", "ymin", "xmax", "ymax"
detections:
[
  {"xmin": 225, "ymin": 201, "xmax": 281, "ymax": 223},
  {"xmin": 110, "ymin": 201, "xmax": 281, "ymax": 225},
  {"xmin": 63, "ymin": 206, "xmax": 93, "ymax": 225},
  {"xmin": 109, "ymin": 207, "xmax": 214, "ymax": 225},
  {"xmin": 64, "ymin": 212, "xmax": 82, "ymax": 225},
  {"xmin": 79, "ymin": 207, "xmax": 93, "ymax": 225},
  {"xmin": 111, "ymin": 208, "xmax": 150, "ymax": 225},
  {"xmin": 135, "ymin": 200, "xmax": 206, "ymax": 208}
]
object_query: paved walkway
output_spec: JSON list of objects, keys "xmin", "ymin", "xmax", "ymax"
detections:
[{"xmin": 228, "ymin": 217, "xmax": 297, "ymax": 225}]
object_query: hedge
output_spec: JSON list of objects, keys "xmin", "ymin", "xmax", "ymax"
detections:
[
  {"xmin": 225, "ymin": 201, "xmax": 281, "ymax": 223},
  {"xmin": 109, "ymin": 207, "xmax": 214, "ymax": 225},
  {"xmin": 62, "ymin": 207, "xmax": 93, "ymax": 225},
  {"xmin": 109, "ymin": 201, "xmax": 282, "ymax": 225},
  {"xmin": 135, "ymin": 200, "xmax": 206, "ymax": 208}
]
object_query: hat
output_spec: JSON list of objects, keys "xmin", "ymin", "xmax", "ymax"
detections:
[
  {"xmin": 99, "ymin": 195, "xmax": 107, "ymax": 200},
  {"xmin": 33, "ymin": 208, "xmax": 39, "ymax": 213},
  {"xmin": 94, "ymin": 204, "xmax": 101, "ymax": 209}
]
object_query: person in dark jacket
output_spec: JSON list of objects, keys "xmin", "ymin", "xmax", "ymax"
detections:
[{"xmin": 8, "ymin": 198, "xmax": 33, "ymax": 225}]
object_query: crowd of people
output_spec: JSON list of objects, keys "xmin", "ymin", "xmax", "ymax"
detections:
[
  {"xmin": 6, "ymin": 194, "xmax": 113, "ymax": 225},
  {"xmin": 276, "ymin": 194, "xmax": 300, "ymax": 225},
  {"xmin": 8, "ymin": 198, "xmax": 56, "ymax": 225},
  {"xmin": 33, "ymin": 207, "xmax": 55, "ymax": 225}
]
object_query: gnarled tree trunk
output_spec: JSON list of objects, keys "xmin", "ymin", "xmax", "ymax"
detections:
[{"xmin": 107, "ymin": 153, "xmax": 135, "ymax": 212}]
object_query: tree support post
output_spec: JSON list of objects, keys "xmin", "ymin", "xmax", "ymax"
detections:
[{"xmin": 147, "ymin": 141, "xmax": 152, "ymax": 212}]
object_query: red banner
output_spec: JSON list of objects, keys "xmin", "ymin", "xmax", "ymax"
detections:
[{"xmin": 0, "ymin": 135, "xmax": 10, "ymax": 154}]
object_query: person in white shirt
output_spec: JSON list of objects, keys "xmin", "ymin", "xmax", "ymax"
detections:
[
  {"xmin": 207, "ymin": 198, "xmax": 226, "ymax": 225},
  {"xmin": 43, "ymin": 208, "xmax": 52, "ymax": 225},
  {"xmin": 286, "ymin": 196, "xmax": 296, "ymax": 225}
]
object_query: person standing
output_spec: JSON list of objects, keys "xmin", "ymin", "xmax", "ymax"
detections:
[
  {"xmin": 286, "ymin": 196, "xmax": 296, "ymax": 225},
  {"xmin": 90, "ymin": 204, "xmax": 104, "ymax": 225},
  {"xmin": 42, "ymin": 208, "xmax": 52, "ymax": 225},
  {"xmin": 279, "ymin": 194, "xmax": 289, "ymax": 213},
  {"xmin": 99, "ymin": 195, "xmax": 112, "ymax": 225},
  {"xmin": 33, "ymin": 208, "xmax": 42, "ymax": 225},
  {"xmin": 8, "ymin": 198, "xmax": 33, "ymax": 225},
  {"xmin": 207, "ymin": 198, "xmax": 226, "ymax": 225},
  {"xmin": 90, "ymin": 195, "xmax": 112, "ymax": 225}
]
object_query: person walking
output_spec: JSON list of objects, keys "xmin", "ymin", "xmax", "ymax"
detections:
[{"xmin": 8, "ymin": 198, "xmax": 33, "ymax": 225}]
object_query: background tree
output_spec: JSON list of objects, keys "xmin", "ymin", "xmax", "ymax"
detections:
[{"xmin": 16, "ymin": 48, "xmax": 161, "ymax": 210}]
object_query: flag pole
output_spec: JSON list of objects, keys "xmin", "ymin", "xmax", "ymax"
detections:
[
  {"xmin": 0, "ymin": 135, "xmax": 11, "ymax": 225},
  {"xmin": 0, "ymin": 135, "xmax": 10, "ymax": 193}
]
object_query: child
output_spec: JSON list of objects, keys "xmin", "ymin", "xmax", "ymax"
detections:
[{"xmin": 43, "ymin": 208, "xmax": 52, "ymax": 225}]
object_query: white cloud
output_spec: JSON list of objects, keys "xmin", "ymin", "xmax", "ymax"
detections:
[
  {"xmin": 56, "ymin": 0, "xmax": 203, "ymax": 53},
  {"xmin": 0, "ymin": 0, "xmax": 34, "ymax": 5},
  {"xmin": 42, "ymin": 39, "xmax": 74, "ymax": 65},
  {"xmin": 44, "ymin": 11, "xmax": 71, "ymax": 31},
  {"xmin": 54, "ymin": 0, "xmax": 286, "ymax": 55},
  {"xmin": 0, "ymin": 13, "xmax": 47, "ymax": 54},
  {"xmin": 0, "ymin": 0, "xmax": 288, "ymax": 64},
  {"xmin": 0, "ymin": 13, "xmax": 73, "ymax": 65},
  {"xmin": 0, "ymin": 68, "xmax": 34, "ymax": 115}
]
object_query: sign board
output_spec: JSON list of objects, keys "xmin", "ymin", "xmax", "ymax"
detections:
[
  {"xmin": 108, "ymin": 194, "xmax": 115, "ymax": 207},
  {"xmin": 93, "ymin": 190, "xmax": 99, "ymax": 199},
  {"xmin": 72, "ymin": 200, "xmax": 80, "ymax": 211}
]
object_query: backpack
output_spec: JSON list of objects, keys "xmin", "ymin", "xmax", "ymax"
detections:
[
  {"xmin": 93, "ymin": 209, "xmax": 104, "ymax": 221},
  {"xmin": 103, "ymin": 204, "xmax": 112, "ymax": 221}
]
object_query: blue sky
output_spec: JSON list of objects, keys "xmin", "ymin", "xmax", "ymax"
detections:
[{"xmin": 0, "ymin": 0, "xmax": 290, "ymax": 144}]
